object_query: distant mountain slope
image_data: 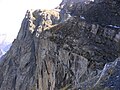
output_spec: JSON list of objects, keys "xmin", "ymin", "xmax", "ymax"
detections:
[
  {"xmin": 0, "ymin": 49, "xmax": 5, "ymax": 58},
  {"xmin": 0, "ymin": 34, "xmax": 11, "ymax": 58}
]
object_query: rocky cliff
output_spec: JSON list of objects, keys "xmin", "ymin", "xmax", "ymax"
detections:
[{"xmin": 0, "ymin": 0, "xmax": 120, "ymax": 90}]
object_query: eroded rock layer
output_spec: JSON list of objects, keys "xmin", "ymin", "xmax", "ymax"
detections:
[{"xmin": 0, "ymin": 0, "xmax": 120, "ymax": 90}]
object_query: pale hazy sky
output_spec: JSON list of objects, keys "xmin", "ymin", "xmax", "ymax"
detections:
[{"xmin": 0, "ymin": 0, "xmax": 62, "ymax": 42}]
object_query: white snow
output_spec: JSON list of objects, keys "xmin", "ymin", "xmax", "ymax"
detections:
[
  {"xmin": 107, "ymin": 25, "xmax": 120, "ymax": 29},
  {"xmin": 0, "ymin": 49, "xmax": 6, "ymax": 58},
  {"xmin": 80, "ymin": 16, "xmax": 85, "ymax": 20}
]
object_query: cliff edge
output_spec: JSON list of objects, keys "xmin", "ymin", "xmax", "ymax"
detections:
[{"xmin": 0, "ymin": 0, "xmax": 120, "ymax": 90}]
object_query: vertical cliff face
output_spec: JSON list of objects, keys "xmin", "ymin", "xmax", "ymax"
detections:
[
  {"xmin": 0, "ymin": 8, "xmax": 63, "ymax": 90},
  {"xmin": 0, "ymin": 0, "xmax": 120, "ymax": 90},
  {"xmin": 35, "ymin": 17, "xmax": 120, "ymax": 90},
  {"xmin": 0, "ymin": 14, "xmax": 36, "ymax": 90}
]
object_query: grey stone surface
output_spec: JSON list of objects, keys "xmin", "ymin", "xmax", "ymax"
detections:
[{"xmin": 0, "ymin": 0, "xmax": 120, "ymax": 90}]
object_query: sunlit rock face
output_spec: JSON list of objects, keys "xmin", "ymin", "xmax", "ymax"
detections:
[{"xmin": 0, "ymin": 0, "xmax": 120, "ymax": 90}]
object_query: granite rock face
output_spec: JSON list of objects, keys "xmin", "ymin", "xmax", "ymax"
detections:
[
  {"xmin": 59, "ymin": 0, "xmax": 120, "ymax": 26},
  {"xmin": 83, "ymin": 0, "xmax": 120, "ymax": 26},
  {"xmin": 0, "ymin": 0, "xmax": 120, "ymax": 90}
]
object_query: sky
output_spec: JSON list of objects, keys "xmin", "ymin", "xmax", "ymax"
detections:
[{"xmin": 0, "ymin": 0, "xmax": 62, "ymax": 42}]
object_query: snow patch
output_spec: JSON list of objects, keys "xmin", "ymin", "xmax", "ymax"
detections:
[
  {"xmin": 107, "ymin": 25, "xmax": 120, "ymax": 29},
  {"xmin": 80, "ymin": 16, "xmax": 85, "ymax": 20}
]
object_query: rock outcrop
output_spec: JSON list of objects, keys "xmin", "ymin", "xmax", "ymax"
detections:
[
  {"xmin": 59, "ymin": 0, "xmax": 120, "ymax": 26},
  {"xmin": 83, "ymin": 0, "xmax": 120, "ymax": 26},
  {"xmin": 0, "ymin": 0, "xmax": 120, "ymax": 90}
]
